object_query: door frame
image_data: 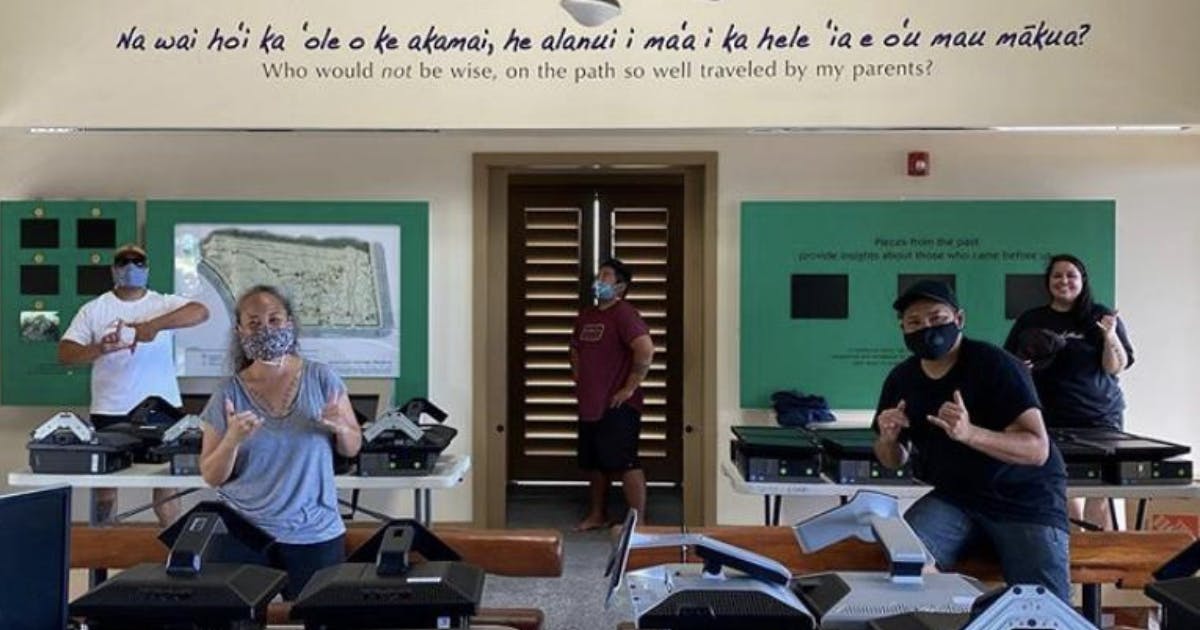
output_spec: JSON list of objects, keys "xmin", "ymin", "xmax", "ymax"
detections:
[
  {"xmin": 471, "ymin": 152, "xmax": 718, "ymax": 528},
  {"xmin": 505, "ymin": 176, "xmax": 685, "ymax": 484}
]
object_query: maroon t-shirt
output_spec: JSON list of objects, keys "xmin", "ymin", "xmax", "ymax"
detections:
[{"xmin": 571, "ymin": 300, "xmax": 651, "ymax": 422}]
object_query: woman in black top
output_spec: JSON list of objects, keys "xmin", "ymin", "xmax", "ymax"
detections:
[{"xmin": 1005, "ymin": 254, "xmax": 1134, "ymax": 529}]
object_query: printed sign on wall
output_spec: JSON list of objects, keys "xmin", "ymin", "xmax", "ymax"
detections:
[{"xmin": 1, "ymin": 0, "xmax": 1198, "ymax": 128}]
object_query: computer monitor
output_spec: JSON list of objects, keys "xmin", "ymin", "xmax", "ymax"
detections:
[
  {"xmin": 1147, "ymin": 578, "xmax": 1200, "ymax": 630},
  {"xmin": 291, "ymin": 519, "xmax": 485, "ymax": 630},
  {"xmin": 70, "ymin": 502, "xmax": 286, "ymax": 630},
  {"xmin": 0, "ymin": 485, "xmax": 71, "ymax": 630},
  {"xmin": 604, "ymin": 509, "xmax": 637, "ymax": 608},
  {"xmin": 1147, "ymin": 539, "xmax": 1200, "ymax": 630},
  {"xmin": 1154, "ymin": 538, "xmax": 1200, "ymax": 582},
  {"xmin": 872, "ymin": 584, "xmax": 1096, "ymax": 630}
]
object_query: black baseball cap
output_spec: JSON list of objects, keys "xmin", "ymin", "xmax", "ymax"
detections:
[
  {"xmin": 893, "ymin": 280, "xmax": 959, "ymax": 313},
  {"xmin": 599, "ymin": 258, "xmax": 632, "ymax": 285}
]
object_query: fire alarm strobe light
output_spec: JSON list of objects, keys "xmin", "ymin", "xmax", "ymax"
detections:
[{"xmin": 907, "ymin": 151, "xmax": 930, "ymax": 177}]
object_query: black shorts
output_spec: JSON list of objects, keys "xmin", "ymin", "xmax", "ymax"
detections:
[{"xmin": 577, "ymin": 405, "xmax": 642, "ymax": 472}]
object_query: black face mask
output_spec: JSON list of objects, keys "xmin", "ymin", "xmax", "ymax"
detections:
[{"xmin": 904, "ymin": 322, "xmax": 961, "ymax": 360}]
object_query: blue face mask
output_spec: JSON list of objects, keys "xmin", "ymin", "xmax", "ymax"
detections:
[
  {"xmin": 113, "ymin": 265, "xmax": 149, "ymax": 289},
  {"xmin": 593, "ymin": 280, "xmax": 617, "ymax": 301}
]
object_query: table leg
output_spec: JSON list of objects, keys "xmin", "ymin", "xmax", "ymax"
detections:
[
  {"xmin": 423, "ymin": 489, "xmax": 433, "ymax": 526},
  {"xmin": 771, "ymin": 495, "xmax": 782, "ymax": 527},
  {"xmin": 763, "ymin": 496, "xmax": 771, "ymax": 526},
  {"xmin": 414, "ymin": 489, "xmax": 425, "ymax": 525},
  {"xmin": 111, "ymin": 488, "xmax": 198, "ymax": 523},
  {"xmin": 88, "ymin": 488, "xmax": 107, "ymax": 586},
  {"xmin": 1135, "ymin": 498, "xmax": 1148, "ymax": 530},
  {"xmin": 1081, "ymin": 583, "xmax": 1101, "ymax": 627},
  {"xmin": 337, "ymin": 499, "xmax": 392, "ymax": 523}
]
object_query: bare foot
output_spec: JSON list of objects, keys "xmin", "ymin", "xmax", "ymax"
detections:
[{"xmin": 574, "ymin": 515, "xmax": 608, "ymax": 532}]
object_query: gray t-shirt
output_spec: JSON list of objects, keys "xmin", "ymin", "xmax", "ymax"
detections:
[{"xmin": 201, "ymin": 360, "xmax": 346, "ymax": 545}]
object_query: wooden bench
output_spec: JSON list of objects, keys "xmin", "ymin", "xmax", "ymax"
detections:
[
  {"xmin": 71, "ymin": 524, "xmax": 562, "ymax": 630},
  {"xmin": 625, "ymin": 526, "xmax": 1194, "ymax": 625}
]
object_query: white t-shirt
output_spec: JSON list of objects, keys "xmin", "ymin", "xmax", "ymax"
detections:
[{"xmin": 61, "ymin": 290, "xmax": 191, "ymax": 416}]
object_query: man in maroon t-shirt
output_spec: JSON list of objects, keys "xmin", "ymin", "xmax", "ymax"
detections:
[{"xmin": 570, "ymin": 258, "xmax": 655, "ymax": 531}]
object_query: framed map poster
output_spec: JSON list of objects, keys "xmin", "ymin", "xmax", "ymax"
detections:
[
  {"xmin": 145, "ymin": 200, "xmax": 428, "ymax": 398},
  {"xmin": 173, "ymin": 223, "xmax": 401, "ymax": 377}
]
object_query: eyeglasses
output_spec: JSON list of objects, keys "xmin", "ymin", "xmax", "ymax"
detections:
[{"xmin": 114, "ymin": 257, "xmax": 147, "ymax": 268}]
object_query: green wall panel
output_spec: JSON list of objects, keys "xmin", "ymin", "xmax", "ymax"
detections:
[
  {"xmin": 1, "ymin": 200, "xmax": 137, "ymax": 406},
  {"xmin": 740, "ymin": 200, "xmax": 1115, "ymax": 409}
]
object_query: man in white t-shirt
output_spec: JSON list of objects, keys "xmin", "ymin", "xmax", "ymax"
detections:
[{"xmin": 58, "ymin": 244, "xmax": 209, "ymax": 525}]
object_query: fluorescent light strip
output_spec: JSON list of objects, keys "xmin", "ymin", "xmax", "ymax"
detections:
[
  {"xmin": 749, "ymin": 125, "xmax": 1189, "ymax": 134},
  {"xmin": 513, "ymin": 480, "xmax": 678, "ymax": 487},
  {"xmin": 992, "ymin": 125, "xmax": 1187, "ymax": 133},
  {"xmin": 592, "ymin": 195, "xmax": 600, "ymax": 291}
]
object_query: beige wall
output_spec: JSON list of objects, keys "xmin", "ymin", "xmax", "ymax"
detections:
[{"xmin": 1, "ymin": 130, "xmax": 1197, "ymax": 524}]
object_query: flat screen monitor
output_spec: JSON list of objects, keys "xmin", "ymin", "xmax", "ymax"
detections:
[
  {"xmin": 1155, "ymin": 539, "xmax": 1200, "ymax": 581},
  {"xmin": 604, "ymin": 509, "xmax": 637, "ymax": 608},
  {"xmin": 1067, "ymin": 428, "xmax": 1191, "ymax": 460},
  {"xmin": 809, "ymin": 427, "xmax": 881, "ymax": 457},
  {"xmin": 1146, "ymin": 578, "xmax": 1200, "ymax": 630},
  {"xmin": 71, "ymin": 502, "xmax": 286, "ymax": 630},
  {"xmin": 292, "ymin": 521, "xmax": 483, "ymax": 630},
  {"xmin": 0, "ymin": 485, "xmax": 71, "ymax": 630},
  {"xmin": 1148, "ymin": 544, "xmax": 1200, "ymax": 630}
]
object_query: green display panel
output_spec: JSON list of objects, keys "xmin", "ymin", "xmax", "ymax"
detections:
[
  {"xmin": 145, "ymin": 200, "xmax": 429, "ymax": 402},
  {"xmin": 740, "ymin": 200, "xmax": 1115, "ymax": 409},
  {"xmin": 1, "ymin": 200, "xmax": 137, "ymax": 405}
]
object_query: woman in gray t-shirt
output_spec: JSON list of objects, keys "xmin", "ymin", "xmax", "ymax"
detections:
[{"xmin": 199, "ymin": 285, "xmax": 362, "ymax": 599}]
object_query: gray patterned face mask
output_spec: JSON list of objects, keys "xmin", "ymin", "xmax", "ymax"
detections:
[{"xmin": 240, "ymin": 325, "xmax": 295, "ymax": 363}]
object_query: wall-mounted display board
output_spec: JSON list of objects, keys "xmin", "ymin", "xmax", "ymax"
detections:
[
  {"xmin": 740, "ymin": 200, "xmax": 1114, "ymax": 409},
  {"xmin": 145, "ymin": 201, "xmax": 428, "ymax": 400},
  {"xmin": 0, "ymin": 201, "xmax": 137, "ymax": 405}
]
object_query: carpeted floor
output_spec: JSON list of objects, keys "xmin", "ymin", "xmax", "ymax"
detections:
[{"xmin": 481, "ymin": 485, "xmax": 683, "ymax": 630}]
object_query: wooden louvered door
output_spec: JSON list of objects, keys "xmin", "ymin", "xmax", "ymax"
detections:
[
  {"xmin": 600, "ymin": 188, "xmax": 683, "ymax": 482},
  {"xmin": 507, "ymin": 178, "xmax": 684, "ymax": 483},
  {"xmin": 506, "ymin": 187, "xmax": 592, "ymax": 481}
]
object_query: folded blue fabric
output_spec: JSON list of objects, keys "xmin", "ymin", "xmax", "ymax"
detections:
[{"xmin": 771, "ymin": 390, "xmax": 836, "ymax": 427}]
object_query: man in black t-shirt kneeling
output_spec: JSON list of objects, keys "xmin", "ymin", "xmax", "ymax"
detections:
[{"xmin": 872, "ymin": 281, "xmax": 1070, "ymax": 603}]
